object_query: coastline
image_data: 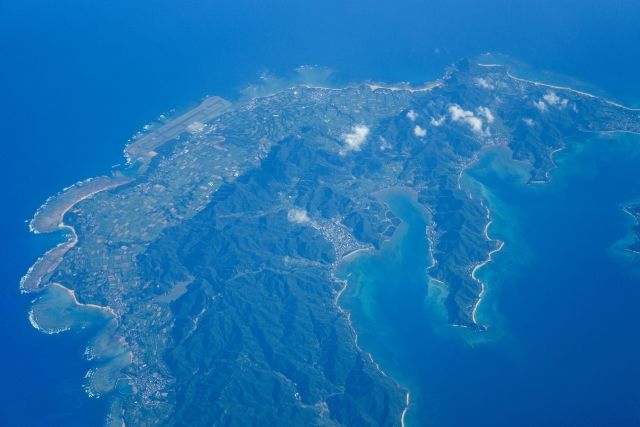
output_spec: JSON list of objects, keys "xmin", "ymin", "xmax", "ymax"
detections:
[
  {"xmin": 29, "ymin": 175, "xmax": 132, "ymax": 234},
  {"xmin": 20, "ymin": 225, "xmax": 77, "ymax": 292},
  {"xmin": 466, "ymin": 63, "xmax": 640, "ymax": 327},
  {"xmin": 51, "ymin": 282, "xmax": 118, "ymax": 317},
  {"xmin": 21, "ymin": 78, "xmax": 442, "ymax": 424},
  {"xmin": 478, "ymin": 62, "xmax": 640, "ymax": 112},
  {"xmin": 19, "ymin": 58, "xmax": 640, "ymax": 424},
  {"xmin": 28, "ymin": 282, "xmax": 116, "ymax": 334},
  {"xmin": 333, "ymin": 217, "xmax": 414, "ymax": 425},
  {"xmin": 22, "ymin": 94, "xmax": 235, "ymax": 297},
  {"xmin": 331, "ymin": 272, "xmax": 410, "ymax": 423},
  {"xmin": 298, "ymin": 80, "xmax": 442, "ymax": 94},
  {"xmin": 400, "ymin": 392, "xmax": 411, "ymax": 427},
  {"xmin": 469, "ymin": 215, "xmax": 505, "ymax": 325},
  {"xmin": 449, "ymin": 148, "xmax": 504, "ymax": 329},
  {"xmin": 19, "ymin": 93, "xmax": 236, "ymax": 412},
  {"xmin": 340, "ymin": 246, "xmax": 374, "ymax": 263},
  {"xmin": 28, "ymin": 308, "xmax": 70, "ymax": 335},
  {"xmin": 250, "ymin": 79, "xmax": 443, "ymax": 105},
  {"xmin": 366, "ymin": 80, "xmax": 442, "ymax": 93},
  {"xmin": 527, "ymin": 144, "xmax": 566, "ymax": 185}
]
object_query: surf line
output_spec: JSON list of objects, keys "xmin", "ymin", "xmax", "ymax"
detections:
[{"xmin": 470, "ymin": 203, "xmax": 505, "ymax": 325}]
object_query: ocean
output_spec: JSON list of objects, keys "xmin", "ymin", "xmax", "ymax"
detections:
[
  {"xmin": 340, "ymin": 134, "xmax": 640, "ymax": 426},
  {"xmin": 1, "ymin": 0, "xmax": 639, "ymax": 424}
]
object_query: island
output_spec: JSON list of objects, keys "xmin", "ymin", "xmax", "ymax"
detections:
[{"xmin": 22, "ymin": 58, "xmax": 640, "ymax": 426}]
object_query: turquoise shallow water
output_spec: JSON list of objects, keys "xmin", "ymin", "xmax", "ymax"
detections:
[{"xmin": 340, "ymin": 134, "xmax": 640, "ymax": 426}]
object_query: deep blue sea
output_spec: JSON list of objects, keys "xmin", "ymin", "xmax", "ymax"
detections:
[{"xmin": 1, "ymin": 0, "xmax": 639, "ymax": 425}]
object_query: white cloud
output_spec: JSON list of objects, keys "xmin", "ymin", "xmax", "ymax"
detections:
[
  {"xmin": 533, "ymin": 100, "xmax": 547, "ymax": 112},
  {"xmin": 448, "ymin": 104, "xmax": 487, "ymax": 136},
  {"xmin": 543, "ymin": 91, "xmax": 561, "ymax": 105},
  {"xmin": 523, "ymin": 117, "xmax": 535, "ymax": 127},
  {"xmin": 537, "ymin": 91, "xmax": 569, "ymax": 111},
  {"xmin": 406, "ymin": 110, "xmax": 418, "ymax": 121},
  {"xmin": 287, "ymin": 209, "xmax": 310, "ymax": 224},
  {"xmin": 477, "ymin": 106, "xmax": 495, "ymax": 123},
  {"xmin": 414, "ymin": 125, "xmax": 427, "ymax": 137},
  {"xmin": 340, "ymin": 124, "xmax": 370, "ymax": 153},
  {"xmin": 430, "ymin": 116, "xmax": 445, "ymax": 127},
  {"xmin": 474, "ymin": 78, "xmax": 495, "ymax": 90}
]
